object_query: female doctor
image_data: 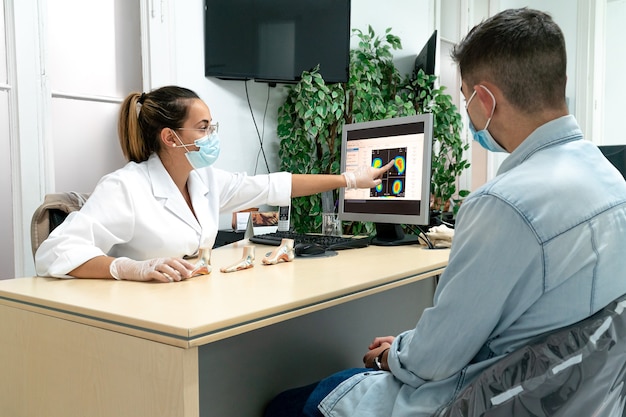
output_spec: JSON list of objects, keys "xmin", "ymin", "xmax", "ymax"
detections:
[{"xmin": 35, "ymin": 85, "xmax": 391, "ymax": 283}]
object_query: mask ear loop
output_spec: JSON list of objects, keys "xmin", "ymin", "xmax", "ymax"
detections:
[
  {"xmin": 464, "ymin": 89, "xmax": 477, "ymax": 111},
  {"xmin": 478, "ymin": 85, "xmax": 497, "ymax": 130},
  {"xmin": 170, "ymin": 129, "xmax": 192, "ymax": 151}
]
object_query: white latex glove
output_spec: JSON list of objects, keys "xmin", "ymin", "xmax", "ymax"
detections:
[
  {"xmin": 342, "ymin": 160, "xmax": 395, "ymax": 189},
  {"xmin": 109, "ymin": 257, "xmax": 196, "ymax": 283}
]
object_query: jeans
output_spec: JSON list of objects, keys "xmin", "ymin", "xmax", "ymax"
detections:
[{"xmin": 263, "ymin": 368, "xmax": 370, "ymax": 417}]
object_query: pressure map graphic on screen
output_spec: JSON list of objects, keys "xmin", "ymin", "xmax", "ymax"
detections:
[{"xmin": 370, "ymin": 147, "xmax": 407, "ymax": 198}]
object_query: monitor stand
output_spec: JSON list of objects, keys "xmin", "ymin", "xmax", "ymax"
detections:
[{"xmin": 371, "ymin": 223, "xmax": 420, "ymax": 246}]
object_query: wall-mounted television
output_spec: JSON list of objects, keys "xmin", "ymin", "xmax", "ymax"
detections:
[{"xmin": 204, "ymin": 0, "xmax": 351, "ymax": 84}]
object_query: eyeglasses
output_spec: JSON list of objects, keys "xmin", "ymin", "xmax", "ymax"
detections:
[{"xmin": 177, "ymin": 122, "xmax": 219, "ymax": 136}]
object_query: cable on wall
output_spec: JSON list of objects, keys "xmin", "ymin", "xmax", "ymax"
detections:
[{"xmin": 244, "ymin": 81, "xmax": 271, "ymax": 175}]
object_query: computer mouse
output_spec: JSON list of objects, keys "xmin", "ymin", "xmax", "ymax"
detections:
[{"xmin": 294, "ymin": 242, "xmax": 326, "ymax": 256}]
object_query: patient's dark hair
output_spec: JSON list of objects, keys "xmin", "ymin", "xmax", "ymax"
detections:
[
  {"xmin": 118, "ymin": 86, "xmax": 200, "ymax": 162},
  {"xmin": 452, "ymin": 8, "xmax": 567, "ymax": 114}
]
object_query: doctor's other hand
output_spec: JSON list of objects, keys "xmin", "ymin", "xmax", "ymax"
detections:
[
  {"xmin": 343, "ymin": 160, "xmax": 395, "ymax": 189},
  {"xmin": 109, "ymin": 257, "xmax": 196, "ymax": 282}
]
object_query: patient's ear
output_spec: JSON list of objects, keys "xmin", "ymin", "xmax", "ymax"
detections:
[{"xmin": 475, "ymin": 84, "xmax": 500, "ymax": 117}]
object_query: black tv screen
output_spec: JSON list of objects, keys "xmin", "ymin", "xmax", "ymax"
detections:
[
  {"xmin": 413, "ymin": 30, "xmax": 437, "ymax": 77},
  {"xmin": 204, "ymin": 0, "xmax": 351, "ymax": 84}
]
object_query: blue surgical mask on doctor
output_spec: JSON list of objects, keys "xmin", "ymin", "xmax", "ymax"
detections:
[
  {"xmin": 172, "ymin": 124, "xmax": 220, "ymax": 169},
  {"xmin": 465, "ymin": 85, "xmax": 507, "ymax": 153}
]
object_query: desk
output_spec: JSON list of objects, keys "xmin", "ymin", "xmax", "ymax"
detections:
[{"xmin": 0, "ymin": 241, "xmax": 449, "ymax": 417}]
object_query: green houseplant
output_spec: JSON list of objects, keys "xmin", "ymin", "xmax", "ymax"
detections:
[
  {"xmin": 277, "ymin": 26, "xmax": 469, "ymax": 234},
  {"xmin": 407, "ymin": 71, "xmax": 471, "ymax": 218}
]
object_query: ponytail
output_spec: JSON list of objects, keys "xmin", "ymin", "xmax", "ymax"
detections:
[
  {"xmin": 117, "ymin": 86, "xmax": 200, "ymax": 163},
  {"xmin": 118, "ymin": 92, "xmax": 148, "ymax": 162}
]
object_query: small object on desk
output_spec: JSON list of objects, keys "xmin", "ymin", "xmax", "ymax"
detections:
[
  {"xmin": 322, "ymin": 212, "xmax": 342, "ymax": 236},
  {"xmin": 277, "ymin": 205, "xmax": 291, "ymax": 232},
  {"xmin": 220, "ymin": 245, "xmax": 255, "ymax": 273},
  {"xmin": 426, "ymin": 224, "xmax": 455, "ymax": 248},
  {"xmin": 262, "ymin": 238, "xmax": 295, "ymax": 265},
  {"xmin": 294, "ymin": 242, "xmax": 326, "ymax": 256},
  {"xmin": 251, "ymin": 210, "xmax": 279, "ymax": 236},
  {"xmin": 191, "ymin": 247, "xmax": 212, "ymax": 276},
  {"xmin": 231, "ymin": 207, "xmax": 259, "ymax": 231}
]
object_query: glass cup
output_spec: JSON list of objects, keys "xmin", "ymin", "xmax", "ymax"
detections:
[{"xmin": 322, "ymin": 213, "xmax": 342, "ymax": 236}]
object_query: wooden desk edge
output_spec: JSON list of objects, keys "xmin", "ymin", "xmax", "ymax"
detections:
[
  {"xmin": 0, "ymin": 265, "xmax": 445, "ymax": 349},
  {"xmin": 187, "ymin": 265, "xmax": 445, "ymax": 347}
]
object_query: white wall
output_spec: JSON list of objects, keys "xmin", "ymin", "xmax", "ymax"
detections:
[
  {"xmin": 603, "ymin": 0, "xmax": 626, "ymax": 145},
  {"xmin": 160, "ymin": 0, "xmax": 435, "ymax": 228},
  {"xmin": 48, "ymin": 0, "xmax": 140, "ymax": 193}
]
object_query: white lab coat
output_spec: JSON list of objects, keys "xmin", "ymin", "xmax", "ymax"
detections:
[{"xmin": 35, "ymin": 153, "xmax": 292, "ymax": 278}]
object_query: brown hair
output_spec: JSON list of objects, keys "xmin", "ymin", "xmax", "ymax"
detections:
[
  {"xmin": 452, "ymin": 8, "xmax": 567, "ymax": 114},
  {"xmin": 117, "ymin": 86, "xmax": 200, "ymax": 162}
]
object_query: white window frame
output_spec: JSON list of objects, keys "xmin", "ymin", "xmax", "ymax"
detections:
[{"xmin": 6, "ymin": 0, "xmax": 51, "ymax": 277}]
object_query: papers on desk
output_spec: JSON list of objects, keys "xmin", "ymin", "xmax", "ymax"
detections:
[
  {"xmin": 250, "ymin": 211, "xmax": 279, "ymax": 236},
  {"xmin": 234, "ymin": 211, "xmax": 252, "ymax": 231},
  {"xmin": 232, "ymin": 209, "xmax": 278, "ymax": 235},
  {"xmin": 234, "ymin": 210, "xmax": 279, "ymax": 238}
]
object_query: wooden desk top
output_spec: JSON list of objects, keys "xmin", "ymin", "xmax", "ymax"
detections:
[{"xmin": 0, "ymin": 241, "xmax": 449, "ymax": 348}]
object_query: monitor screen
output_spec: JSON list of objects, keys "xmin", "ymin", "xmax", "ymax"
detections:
[
  {"xmin": 204, "ymin": 0, "xmax": 351, "ymax": 83},
  {"xmin": 599, "ymin": 145, "xmax": 626, "ymax": 180},
  {"xmin": 338, "ymin": 114, "xmax": 433, "ymax": 246},
  {"xmin": 413, "ymin": 30, "xmax": 437, "ymax": 77}
]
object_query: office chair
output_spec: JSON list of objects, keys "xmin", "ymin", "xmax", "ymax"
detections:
[
  {"xmin": 30, "ymin": 192, "xmax": 90, "ymax": 258},
  {"xmin": 437, "ymin": 293, "xmax": 626, "ymax": 417}
]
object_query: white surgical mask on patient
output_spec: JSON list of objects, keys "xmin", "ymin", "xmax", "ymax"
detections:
[{"xmin": 465, "ymin": 86, "xmax": 507, "ymax": 153}]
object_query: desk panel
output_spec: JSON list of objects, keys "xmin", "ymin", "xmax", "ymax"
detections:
[
  {"xmin": 198, "ymin": 278, "xmax": 436, "ymax": 417},
  {"xmin": 0, "ymin": 303, "xmax": 199, "ymax": 417}
]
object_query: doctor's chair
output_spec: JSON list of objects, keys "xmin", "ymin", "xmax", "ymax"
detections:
[
  {"xmin": 437, "ymin": 292, "xmax": 626, "ymax": 417},
  {"xmin": 30, "ymin": 192, "xmax": 90, "ymax": 258}
]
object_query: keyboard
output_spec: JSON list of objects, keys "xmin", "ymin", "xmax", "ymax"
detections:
[{"xmin": 249, "ymin": 231, "xmax": 371, "ymax": 251}]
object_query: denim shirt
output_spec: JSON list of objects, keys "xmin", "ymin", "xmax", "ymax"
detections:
[{"xmin": 319, "ymin": 115, "xmax": 626, "ymax": 417}]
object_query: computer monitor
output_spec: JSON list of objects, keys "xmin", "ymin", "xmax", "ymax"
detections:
[
  {"xmin": 338, "ymin": 114, "xmax": 433, "ymax": 246},
  {"xmin": 599, "ymin": 145, "xmax": 626, "ymax": 180},
  {"xmin": 413, "ymin": 30, "xmax": 437, "ymax": 77}
]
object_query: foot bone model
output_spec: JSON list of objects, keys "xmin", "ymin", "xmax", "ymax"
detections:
[
  {"xmin": 220, "ymin": 245, "xmax": 256, "ymax": 273},
  {"xmin": 262, "ymin": 238, "xmax": 295, "ymax": 265}
]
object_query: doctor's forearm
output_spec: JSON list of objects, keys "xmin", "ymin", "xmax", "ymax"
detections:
[
  {"xmin": 69, "ymin": 255, "xmax": 115, "ymax": 279},
  {"xmin": 290, "ymin": 174, "xmax": 347, "ymax": 197}
]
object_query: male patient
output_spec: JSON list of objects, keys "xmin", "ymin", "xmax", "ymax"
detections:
[{"xmin": 264, "ymin": 8, "xmax": 626, "ymax": 417}]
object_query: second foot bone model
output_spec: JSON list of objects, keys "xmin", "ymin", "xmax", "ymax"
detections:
[
  {"xmin": 220, "ymin": 245, "xmax": 256, "ymax": 273},
  {"xmin": 196, "ymin": 240, "xmax": 295, "ymax": 275},
  {"xmin": 262, "ymin": 238, "xmax": 295, "ymax": 265}
]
